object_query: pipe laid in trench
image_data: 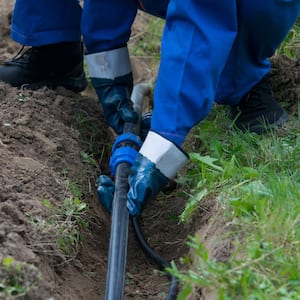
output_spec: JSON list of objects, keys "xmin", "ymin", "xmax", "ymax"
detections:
[{"xmin": 104, "ymin": 83, "xmax": 150, "ymax": 300}]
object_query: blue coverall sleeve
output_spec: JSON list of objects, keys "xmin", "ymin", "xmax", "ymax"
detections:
[{"xmin": 151, "ymin": 0, "xmax": 237, "ymax": 146}]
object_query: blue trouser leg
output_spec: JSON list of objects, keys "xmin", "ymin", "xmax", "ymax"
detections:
[
  {"xmin": 82, "ymin": 0, "xmax": 138, "ymax": 53},
  {"xmin": 216, "ymin": 0, "xmax": 300, "ymax": 105},
  {"xmin": 11, "ymin": 0, "xmax": 82, "ymax": 46},
  {"xmin": 82, "ymin": 0, "xmax": 169, "ymax": 53}
]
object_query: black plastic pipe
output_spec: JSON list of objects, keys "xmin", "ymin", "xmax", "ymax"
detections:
[
  {"xmin": 104, "ymin": 83, "xmax": 151, "ymax": 300},
  {"xmin": 132, "ymin": 217, "xmax": 179, "ymax": 300}
]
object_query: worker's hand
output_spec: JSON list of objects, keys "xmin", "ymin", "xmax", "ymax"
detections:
[
  {"xmin": 127, "ymin": 131, "xmax": 189, "ymax": 215},
  {"xmin": 97, "ymin": 175, "xmax": 115, "ymax": 213},
  {"xmin": 92, "ymin": 74, "xmax": 138, "ymax": 134},
  {"xmin": 127, "ymin": 153, "xmax": 169, "ymax": 215}
]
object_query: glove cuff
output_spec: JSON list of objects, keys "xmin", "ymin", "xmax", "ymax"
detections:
[
  {"xmin": 140, "ymin": 131, "xmax": 189, "ymax": 179},
  {"xmin": 86, "ymin": 46, "xmax": 132, "ymax": 79}
]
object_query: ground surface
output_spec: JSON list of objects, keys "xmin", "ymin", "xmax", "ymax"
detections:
[{"xmin": 0, "ymin": 2, "xmax": 299, "ymax": 300}]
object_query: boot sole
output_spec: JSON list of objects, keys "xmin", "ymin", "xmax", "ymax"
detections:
[
  {"xmin": 238, "ymin": 110, "xmax": 289, "ymax": 134},
  {"xmin": 22, "ymin": 72, "xmax": 88, "ymax": 93}
]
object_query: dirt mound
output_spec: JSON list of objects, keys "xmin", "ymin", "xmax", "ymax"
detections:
[
  {"xmin": 270, "ymin": 55, "xmax": 300, "ymax": 115},
  {"xmin": 0, "ymin": 84, "xmax": 109, "ymax": 299},
  {"xmin": 0, "ymin": 82, "xmax": 196, "ymax": 299}
]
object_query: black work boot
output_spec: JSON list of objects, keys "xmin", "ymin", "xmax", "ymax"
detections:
[
  {"xmin": 0, "ymin": 41, "xmax": 87, "ymax": 92},
  {"xmin": 230, "ymin": 76, "xmax": 288, "ymax": 134}
]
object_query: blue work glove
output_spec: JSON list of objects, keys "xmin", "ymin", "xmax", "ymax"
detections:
[
  {"xmin": 127, "ymin": 153, "xmax": 168, "ymax": 215},
  {"xmin": 127, "ymin": 131, "xmax": 189, "ymax": 216},
  {"xmin": 97, "ymin": 175, "xmax": 115, "ymax": 213},
  {"xmin": 92, "ymin": 74, "xmax": 138, "ymax": 134},
  {"xmin": 86, "ymin": 47, "xmax": 138, "ymax": 134}
]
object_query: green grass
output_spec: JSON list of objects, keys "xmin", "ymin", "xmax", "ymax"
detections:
[
  {"xmin": 276, "ymin": 17, "xmax": 300, "ymax": 58},
  {"xmin": 129, "ymin": 13, "xmax": 164, "ymax": 60},
  {"xmin": 31, "ymin": 180, "xmax": 88, "ymax": 261},
  {"xmin": 0, "ymin": 257, "xmax": 41, "ymax": 298},
  {"xmin": 169, "ymin": 106, "xmax": 300, "ymax": 299}
]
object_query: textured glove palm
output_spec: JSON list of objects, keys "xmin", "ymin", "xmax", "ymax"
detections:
[
  {"xmin": 91, "ymin": 73, "xmax": 138, "ymax": 134},
  {"xmin": 127, "ymin": 153, "xmax": 169, "ymax": 216}
]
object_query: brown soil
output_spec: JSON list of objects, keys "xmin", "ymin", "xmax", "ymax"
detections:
[{"xmin": 0, "ymin": 3, "xmax": 299, "ymax": 300}]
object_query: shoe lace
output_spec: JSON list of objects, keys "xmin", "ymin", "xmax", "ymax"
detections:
[{"xmin": 10, "ymin": 46, "xmax": 36, "ymax": 64}]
